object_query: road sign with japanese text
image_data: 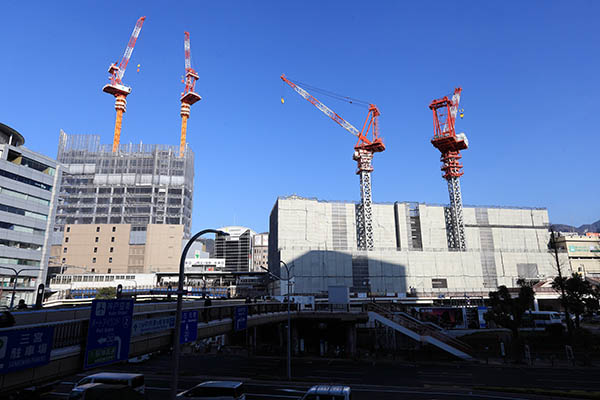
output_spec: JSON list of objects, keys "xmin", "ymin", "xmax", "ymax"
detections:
[
  {"xmin": 84, "ymin": 299, "xmax": 134, "ymax": 369},
  {"xmin": 180, "ymin": 310, "xmax": 198, "ymax": 344},
  {"xmin": 0, "ymin": 326, "xmax": 54, "ymax": 374}
]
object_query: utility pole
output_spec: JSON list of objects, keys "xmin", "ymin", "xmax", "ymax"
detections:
[{"xmin": 550, "ymin": 226, "xmax": 573, "ymax": 337}]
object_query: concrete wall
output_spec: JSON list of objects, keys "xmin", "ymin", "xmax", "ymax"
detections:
[{"xmin": 144, "ymin": 224, "xmax": 183, "ymax": 272}]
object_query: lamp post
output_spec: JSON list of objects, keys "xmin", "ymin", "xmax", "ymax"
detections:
[
  {"xmin": 259, "ymin": 260, "xmax": 294, "ymax": 380},
  {"xmin": 170, "ymin": 229, "xmax": 228, "ymax": 400},
  {"xmin": 0, "ymin": 266, "xmax": 43, "ymax": 309}
]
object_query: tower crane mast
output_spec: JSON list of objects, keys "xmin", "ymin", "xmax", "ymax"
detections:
[
  {"xmin": 179, "ymin": 31, "xmax": 201, "ymax": 158},
  {"xmin": 281, "ymin": 75, "xmax": 385, "ymax": 250},
  {"xmin": 103, "ymin": 16, "xmax": 146, "ymax": 153},
  {"xmin": 429, "ymin": 88, "xmax": 468, "ymax": 250}
]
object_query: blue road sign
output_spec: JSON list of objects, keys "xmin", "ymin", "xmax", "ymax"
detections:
[
  {"xmin": 0, "ymin": 326, "xmax": 54, "ymax": 374},
  {"xmin": 234, "ymin": 306, "xmax": 248, "ymax": 331},
  {"xmin": 180, "ymin": 310, "xmax": 198, "ymax": 344},
  {"xmin": 84, "ymin": 299, "xmax": 134, "ymax": 369}
]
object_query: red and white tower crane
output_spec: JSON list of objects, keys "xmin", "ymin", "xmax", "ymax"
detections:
[
  {"xmin": 281, "ymin": 75, "xmax": 385, "ymax": 251},
  {"xmin": 429, "ymin": 88, "xmax": 468, "ymax": 250},
  {"xmin": 103, "ymin": 16, "xmax": 146, "ymax": 153},
  {"xmin": 179, "ymin": 31, "xmax": 201, "ymax": 158}
]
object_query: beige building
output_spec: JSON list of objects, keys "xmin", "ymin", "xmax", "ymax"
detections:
[
  {"xmin": 51, "ymin": 223, "xmax": 183, "ymax": 274},
  {"xmin": 555, "ymin": 233, "xmax": 600, "ymax": 277},
  {"xmin": 252, "ymin": 232, "xmax": 268, "ymax": 272}
]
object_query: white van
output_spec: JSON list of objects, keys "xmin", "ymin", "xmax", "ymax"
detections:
[
  {"xmin": 70, "ymin": 373, "xmax": 145, "ymax": 398},
  {"xmin": 521, "ymin": 311, "xmax": 562, "ymax": 329}
]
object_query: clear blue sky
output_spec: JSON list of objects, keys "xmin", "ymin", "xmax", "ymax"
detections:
[{"xmin": 1, "ymin": 1, "xmax": 598, "ymax": 233}]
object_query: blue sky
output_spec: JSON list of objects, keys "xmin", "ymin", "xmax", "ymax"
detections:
[{"xmin": 0, "ymin": 1, "xmax": 598, "ymax": 233}]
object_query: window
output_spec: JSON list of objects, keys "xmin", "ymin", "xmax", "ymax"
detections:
[
  {"xmin": 108, "ymin": 257, "xmax": 112, "ymax": 263},
  {"xmin": 63, "ymin": 247, "xmax": 67, "ymax": 253},
  {"xmin": 66, "ymin": 226, "xmax": 70, "ymax": 233},
  {"xmin": 112, "ymin": 226, "xmax": 116, "ymax": 232},
  {"xmin": 92, "ymin": 257, "xmax": 96, "ymax": 263},
  {"xmin": 62, "ymin": 258, "xmax": 66, "ymax": 263},
  {"xmin": 111, "ymin": 237, "xmax": 115, "ymax": 243},
  {"xmin": 110, "ymin": 247, "xmax": 114, "ymax": 253},
  {"xmin": 96, "ymin": 226, "xmax": 100, "ymax": 232},
  {"xmin": 107, "ymin": 268, "xmax": 111, "ymax": 274},
  {"xmin": 93, "ymin": 247, "xmax": 97, "ymax": 253},
  {"xmin": 65, "ymin": 237, "xmax": 69, "ymax": 243},
  {"xmin": 95, "ymin": 237, "xmax": 99, "ymax": 243},
  {"xmin": 91, "ymin": 268, "xmax": 95, "ymax": 273}
]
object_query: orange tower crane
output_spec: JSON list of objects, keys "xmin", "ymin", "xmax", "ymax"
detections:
[
  {"xmin": 281, "ymin": 75, "xmax": 384, "ymax": 250},
  {"xmin": 429, "ymin": 88, "xmax": 468, "ymax": 250},
  {"xmin": 179, "ymin": 31, "xmax": 201, "ymax": 157},
  {"xmin": 103, "ymin": 16, "xmax": 146, "ymax": 153}
]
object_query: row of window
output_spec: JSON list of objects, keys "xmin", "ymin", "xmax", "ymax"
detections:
[
  {"xmin": 65, "ymin": 225, "xmax": 117, "ymax": 233},
  {"xmin": 0, "ymin": 257, "xmax": 40, "ymax": 267},
  {"xmin": 0, "ymin": 186, "xmax": 50, "ymax": 206},
  {"xmin": 51, "ymin": 274, "xmax": 136, "ymax": 284},
  {"xmin": 0, "ymin": 169, "xmax": 52, "ymax": 191},
  {"xmin": 91, "ymin": 257, "xmax": 112, "ymax": 264},
  {"xmin": 0, "ymin": 238, "xmax": 42, "ymax": 251},
  {"xmin": 0, "ymin": 203, "xmax": 47, "ymax": 221},
  {"xmin": 62, "ymin": 245, "xmax": 115, "ymax": 253},
  {"xmin": 0, "ymin": 221, "xmax": 45, "ymax": 235},
  {"xmin": 7, "ymin": 150, "xmax": 56, "ymax": 176}
]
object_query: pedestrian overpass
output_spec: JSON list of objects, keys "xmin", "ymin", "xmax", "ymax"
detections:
[{"xmin": 0, "ymin": 300, "xmax": 368, "ymax": 395}]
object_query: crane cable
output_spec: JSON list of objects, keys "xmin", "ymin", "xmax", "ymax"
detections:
[{"xmin": 284, "ymin": 77, "xmax": 371, "ymax": 107}]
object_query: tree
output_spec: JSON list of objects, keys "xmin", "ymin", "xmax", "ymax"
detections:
[
  {"xmin": 485, "ymin": 280, "xmax": 535, "ymax": 339},
  {"xmin": 95, "ymin": 287, "xmax": 116, "ymax": 299},
  {"xmin": 552, "ymin": 273, "xmax": 599, "ymax": 328}
]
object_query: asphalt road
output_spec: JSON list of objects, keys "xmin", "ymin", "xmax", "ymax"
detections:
[{"xmin": 41, "ymin": 353, "xmax": 599, "ymax": 399}]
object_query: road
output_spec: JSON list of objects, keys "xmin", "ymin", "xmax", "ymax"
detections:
[{"xmin": 42, "ymin": 353, "xmax": 598, "ymax": 399}]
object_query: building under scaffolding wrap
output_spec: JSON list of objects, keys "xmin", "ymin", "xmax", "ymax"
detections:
[{"xmin": 54, "ymin": 131, "xmax": 194, "ymax": 237}]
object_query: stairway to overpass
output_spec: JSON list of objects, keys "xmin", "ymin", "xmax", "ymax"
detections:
[{"xmin": 367, "ymin": 303, "xmax": 475, "ymax": 361}]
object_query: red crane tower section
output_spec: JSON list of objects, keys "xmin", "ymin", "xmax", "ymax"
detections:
[
  {"xmin": 281, "ymin": 74, "xmax": 384, "ymax": 250},
  {"xmin": 429, "ymin": 88, "xmax": 468, "ymax": 250},
  {"xmin": 179, "ymin": 31, "xmax": 201, "ymax": 158},
  {"xmin": 103, "ymin": 16, "xmax": 146, "ymax": 153}
]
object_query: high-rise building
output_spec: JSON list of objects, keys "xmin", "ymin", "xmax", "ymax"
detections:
[
  {"xmin": 269, "ymin": 196, "xmax": 568, "ymax": 296},
  {"xmin": 214, "ymin": 226, "xmax": 256, "ymax": 272},
  {"xmin": 252, "ymin": 232, "xmax": 268, "ymax": 272},
  {"xmin": 54, "ymin": 131, "xmax": 194, "ymax": 237},
  {"xmin": 554, "ymin": 232, "xmax": 600, "ymax": 277},
  {"xmin": 0, "ymin": 123, "xmax": 62, "ymax": 306}
]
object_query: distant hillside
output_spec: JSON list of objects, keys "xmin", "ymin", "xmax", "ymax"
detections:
[{"xmin": 553, "ymin": 219, "xmax": 600, "ymax": 234}]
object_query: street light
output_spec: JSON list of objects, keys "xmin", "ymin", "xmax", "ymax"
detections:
[
  {"xmin": 170, "ymin": 229, "xmax": 228, "ymax": 400},
  {"xmin": 259, "ymin": 260, "xmax": 294, "ymax": 380},
  {"xmin": 0, "ymin": 266, "xmax": 43, "ymax": 309}
]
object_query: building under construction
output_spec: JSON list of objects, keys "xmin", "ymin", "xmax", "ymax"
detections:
[
  {"xmin": 269, "ymin": 196, "xmax": 569, "ymax": 297},
  {"xmin": 54, "ymin": 131, "xmax": 194, "ymax": 237}
]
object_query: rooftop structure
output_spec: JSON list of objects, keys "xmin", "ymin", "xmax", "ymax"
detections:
[{"xmin": 54, "ymin": 131, "xmax": 194, "ymax": 237}]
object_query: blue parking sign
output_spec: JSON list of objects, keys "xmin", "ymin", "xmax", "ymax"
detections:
[
  {"xmin": 0, "ymin": 326, "xmax": 54, "ymax": 374},
  {"xmin": 180, "ymin": 310, "xmax": 198, "ymax": 344},
  {"xmin": 85, "ymin": 299, "xmax": 134, "ymax": 369}
]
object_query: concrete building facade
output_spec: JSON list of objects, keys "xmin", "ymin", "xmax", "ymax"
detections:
[
  {"xmin": 51, "ymin": 223, "xmax": 183, "ymax": 275},
  {"xmin": 554, "ymin": 232, "xmax": 600, "ymax": 277},
  {"xmin": 54, "ymin": 131, "xmax": 194, "ymax": 237},
  {"xmin": 252, "ymin": 232, "xmax": 268, "ymax": 272},
  {"xmin": 269, "ymin": 196, "xmax": 568, "ymax": 296},
  {"xmin": 0, "ymin": 123, "xmax": 62, "ymax": 306}
]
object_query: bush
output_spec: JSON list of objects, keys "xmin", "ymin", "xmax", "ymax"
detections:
[{"xmin": 95, "ymin": 287, "xmax": 116, "ymax": 299}]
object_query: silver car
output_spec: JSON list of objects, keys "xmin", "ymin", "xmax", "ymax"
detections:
[{"xmin": 301, "ymin": 385, "xmax": 352, "ymax": 400}]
